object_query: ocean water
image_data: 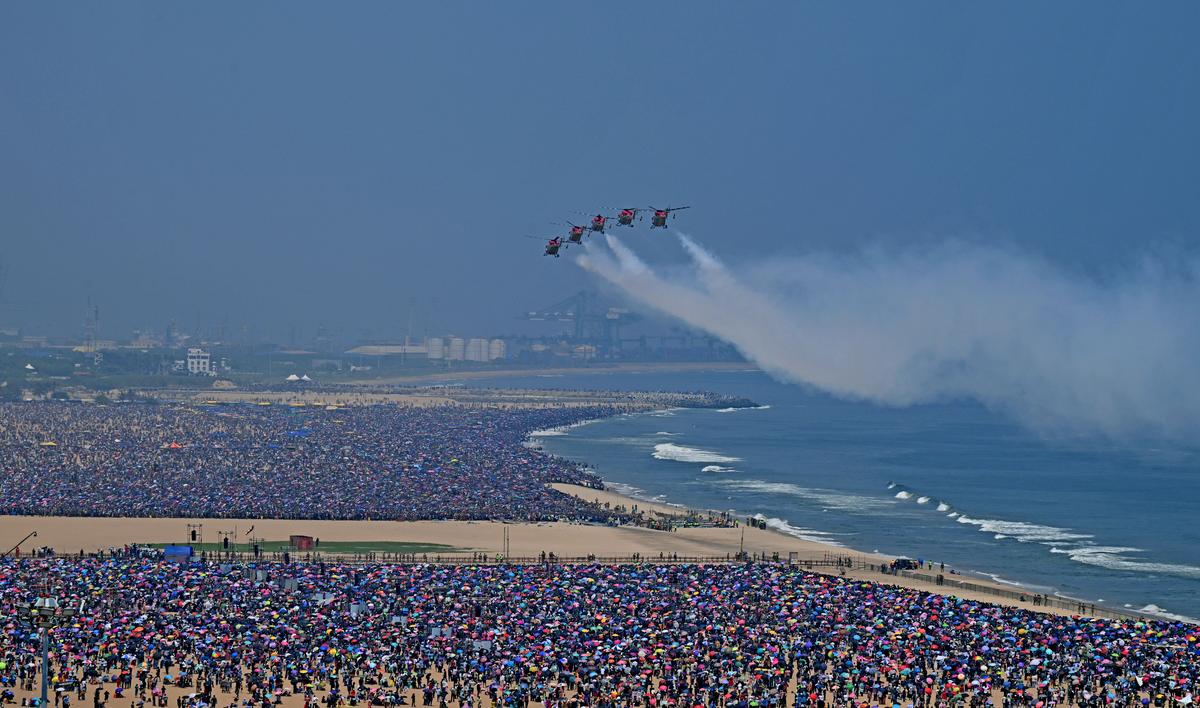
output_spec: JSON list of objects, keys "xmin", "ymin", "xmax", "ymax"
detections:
[{"xmin": 464, "ymin": 369, "xmax": 1200, "ymax": 620}]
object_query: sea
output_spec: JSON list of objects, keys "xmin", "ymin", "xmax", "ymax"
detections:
[{"xmin": 460, "ymin": 368, "xmax": 1200, "ymax": 621}]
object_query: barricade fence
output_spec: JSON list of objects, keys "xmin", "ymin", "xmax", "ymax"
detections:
[
  {"xmin": 22, "ymin": 547, "xmax": 1154, "ymax": 622},
  {"xmin": 168, "ymin": 549, "xmax": 858, "ymax": 567},
  {"xmin": 860, "ymin": 561, "xmax": 1150, "ymax": 622}
]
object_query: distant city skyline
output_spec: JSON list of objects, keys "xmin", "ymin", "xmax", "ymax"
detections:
[{"xmin": 0, "ymin": 294, "xmax": 677, "ymax": 347}]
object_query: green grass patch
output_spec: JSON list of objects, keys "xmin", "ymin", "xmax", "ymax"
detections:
[{"xmin": 147, "ymin": 540, "xmax": 461, "ymax": 554}]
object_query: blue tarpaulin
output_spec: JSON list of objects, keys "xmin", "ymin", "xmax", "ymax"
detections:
[{"xmin": 163, "ymin": 545, "xmax": 193, "ymax": 562}]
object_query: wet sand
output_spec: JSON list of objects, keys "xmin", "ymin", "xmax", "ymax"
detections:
[{"xmin": 549, "ymin": 484, "xmax": 1106, "ymax": 619}]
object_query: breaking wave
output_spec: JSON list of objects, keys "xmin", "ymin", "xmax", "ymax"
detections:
[
  {"xmin": 606, "ymin": 482, "xmax": 669, "ymax": 506},
  {"xmin": 701, "ymin": 465, "xmax": 736, "ymax": 473},
  {"xmin": 954, "ymin": 515, "xmax": 1094, "ymax": 543},
  {"xmin": 950, "ymin": 513, "xmax": 1200, "ymax": 582},
  {"xmin": 528, "ymin": 418, "xmax": 604, "ymax": 438},
  {"xmin": 1136, "ymin": 604, "xmax": 1198, "ymax": 623},
  {"xmin": 717, "ymin": 479, "xmax": 894, "ymax": 514},
  {"xmin": 888, "ymin": 483, "xmax": 948, "ymax": 511},
  {"xmin": 1048, "ymin": 546, "xmax": 1200, "ymax": 580},
  {"xmin": 652, "ymin": 443, "xmax": 740, "ymax": 464},
  {"xmin": 752, "ymin": 514, "xmax": 842, "ymax": 546}
]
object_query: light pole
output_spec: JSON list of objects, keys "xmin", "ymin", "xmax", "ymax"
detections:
[{"xmin": 20, "ymin": 595, "xmax": 76, "ymax": 707}]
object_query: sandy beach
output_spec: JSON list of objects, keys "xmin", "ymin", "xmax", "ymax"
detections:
[
  {"xmin": 0, "ymin": 495, "xmax": 806, "ymax": 561},
  {"xmin": 0, "ymin": 481, "xmax": 1116, "ymax": 619},
  {"xmin": 0, "ymin": 471, "xmax": 1170, "ymax": 708}
]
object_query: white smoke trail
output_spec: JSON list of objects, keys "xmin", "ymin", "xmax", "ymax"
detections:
[{"xmin": 576, "ymin": 234, "xmax": 1200, "ymax": 439}]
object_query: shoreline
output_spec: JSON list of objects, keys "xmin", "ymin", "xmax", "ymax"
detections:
[
  {"xmin": 549, "ymin": 482, "xmax": 1164, "ymax": 622},
  {"xmin": 527, "ymin": 414, "xmax": 1177, "ymax": 623},
  {"xmin": 0, "ymin": 500, "xmax": 1170, "ymax": 623}
]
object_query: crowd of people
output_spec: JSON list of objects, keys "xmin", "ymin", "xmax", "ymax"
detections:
[
  {"xmin": 3, "ymin": 399, "xmax": 1196, "ymax": 705},
  {"xmin": 0, "ymin": 402, "xmax": 621, "ymax": 521},
  {"xmin": 0, "ymin": 556, "xmax": 1194, "ymax": 707}
]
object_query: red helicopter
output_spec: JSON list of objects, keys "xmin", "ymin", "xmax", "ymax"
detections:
[
  {"xmin": 588, "ymin": 214, "xmax": 610, "ymax": 233},
  {"xmin": 554, "ymin": 221, "xmax": 588, "ymax": 244},
  {"xmin": 649, "ymin": 206, "xmax": 690, "ymax": 229},
  {"xmin": 525, "ymin": 234, "xmax": 566, "ymax": 257},
  {"xmin": 615, "ymin": 208, "xmax": 641, "ymax": 227}
]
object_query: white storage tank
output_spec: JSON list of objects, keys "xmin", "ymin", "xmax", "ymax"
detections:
[
  {"xmin": 448, "ymin": 337, "xmax": 465, "ymax": 361},
  {"xmin": 466, "ymin": 338, "xmax": 488, "ymax": 362},
  {"xmin": 488, "ymin": 339, "xmax": 507, "ymax": 361},
  {"xmin": 426, "ymin": 337, "xmax": 444, "ymax": 359}
]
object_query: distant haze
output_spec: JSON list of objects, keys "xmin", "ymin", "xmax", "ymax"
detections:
[
  {"xmin": 1, "ymin": 3, "xmax": 1198, "ymax": 340},
  {"xmin": 580, "ymin": 234, "xmax": 1200, "ymax": 440}
]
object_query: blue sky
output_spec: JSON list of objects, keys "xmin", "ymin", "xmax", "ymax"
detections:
[{"xmin": 1, "ymin": 3, "xmax": 1197, "ymax": 341}]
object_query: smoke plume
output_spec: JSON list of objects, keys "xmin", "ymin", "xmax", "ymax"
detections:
[{"xmin": 577, "ymin": 234, "xmax": 1200, "ymax": 440}]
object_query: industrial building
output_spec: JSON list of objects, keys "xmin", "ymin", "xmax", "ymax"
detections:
[
  {"xmin": 426, "ymin": 337, "xmax": 506, "ymax": 362},
  {"xmin": 344, "ymin": 337, "xmax": 507, "ymax": 363},
  {"xmin": 186, "ymin": 347, "xmax": 213, "ymax": 375}
]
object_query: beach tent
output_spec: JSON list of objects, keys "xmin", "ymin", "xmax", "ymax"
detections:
[
  {"xmin": 285, "ymin": 374, "xmax": 300, "ymax": 382},
  {"xmin": 300, "ymin": 374, "xmax": 312, "ymax": 381},
  {"xmin": 24, "ymin": 364, "xmax": 35, "ymax": 370}
]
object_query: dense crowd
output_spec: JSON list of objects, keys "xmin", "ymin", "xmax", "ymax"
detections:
[
  {"xmin": 0, "ymin": 557, "xmax": 1195, "ymax": 707},
  {"xmin": 0, "ymin": 402, "xmax": 619, "ymax": 521}
]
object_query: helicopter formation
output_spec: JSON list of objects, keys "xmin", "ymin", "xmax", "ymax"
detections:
[{"xmin": 535, "ymin": 206, "xmax": 690, "ymax": 257}]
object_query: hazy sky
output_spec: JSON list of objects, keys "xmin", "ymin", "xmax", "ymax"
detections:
[{"xmin": 2, "ymin": 3, "xmax": 1197, "ymax": 342}]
